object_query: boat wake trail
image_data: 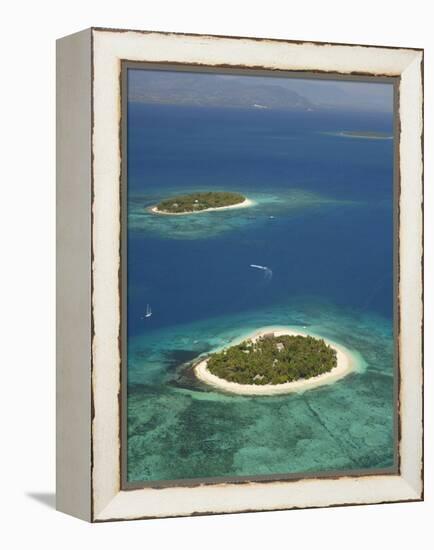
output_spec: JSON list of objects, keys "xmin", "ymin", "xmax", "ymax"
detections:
[{"xmin": 250, "ymin": 264, "xmax": 273, "ymax": 280}]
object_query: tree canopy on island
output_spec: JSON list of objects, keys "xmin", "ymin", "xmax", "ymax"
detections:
[
  {"xmin": 207, "ymin": 334, "xmax": 337, "ymax": 385},
  {"xmin": 155, "ymin": 191, "xmax": 245, "ymax": 213}
]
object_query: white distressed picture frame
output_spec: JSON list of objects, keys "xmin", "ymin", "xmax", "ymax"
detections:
[{"xmin": 56, "ymin": 28, "xmax": 423, "ymax": 522}]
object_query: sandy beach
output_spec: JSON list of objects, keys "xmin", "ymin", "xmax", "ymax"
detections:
[
  {"xmin": 194, "ymin": 327, "xmax": 357, "ymax": 395},
  {"xmin": 151, "ymin": 197, "xmax": 255, "ymax": 215}
]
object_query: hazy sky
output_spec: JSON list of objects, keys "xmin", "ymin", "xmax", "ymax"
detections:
[{"xmin": 129, "ymin": 69, "xmax": 394, "ymax": 112}]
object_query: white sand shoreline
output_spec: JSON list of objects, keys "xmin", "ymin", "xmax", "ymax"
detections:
[
  {"xmin": 151, "ymin": 197, "xmax": 254, "ymax": 215},
  {"xmin": 194, "ymin": 327, "xmax": 356, "ymax": 395}
]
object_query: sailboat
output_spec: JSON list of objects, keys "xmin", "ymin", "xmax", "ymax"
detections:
[{"xmin": 144, "ymin": 304, "xmax": 152, "ymax": 318}]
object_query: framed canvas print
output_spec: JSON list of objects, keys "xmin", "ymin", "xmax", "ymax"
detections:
[{"xmin": 56, "ymin": 28, "xmax": 424, "ymax": 522}]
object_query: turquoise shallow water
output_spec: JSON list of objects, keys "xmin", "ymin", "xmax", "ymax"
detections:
[{"xmin": 127, "ymin": 300, "xmax": 395, "ymax": 482}]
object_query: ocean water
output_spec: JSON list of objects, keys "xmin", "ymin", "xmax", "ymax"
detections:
[{"xmin": 126, "ymin": 103, "xmax": 395, "ymax": 483}]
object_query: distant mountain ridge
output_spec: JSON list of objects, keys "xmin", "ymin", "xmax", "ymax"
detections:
[{"xmin": 129, "ymin": 72, "xmax": 315, "ymax": 111}]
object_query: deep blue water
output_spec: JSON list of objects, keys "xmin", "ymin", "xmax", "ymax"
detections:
[
  {"xmin": 127, "ymin": 104, "xmax": 393, "ymax": 336},
  {"xmin": 126, "ymin": 103, "xmax": 395, "ymax": 483}
]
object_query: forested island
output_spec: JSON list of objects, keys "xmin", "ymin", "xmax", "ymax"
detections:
[
  {"xmin": 152, "ymin": 191, "xmax": 248, "ymax": 214},
  {"xmin": 206, "ymin": 333, "xmax": 337, "ymax": 385}
]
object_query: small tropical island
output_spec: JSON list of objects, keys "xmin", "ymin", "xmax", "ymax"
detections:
[
  {"xmin": 321, "ymin": 130, "xmax": 393, "ymax": 140},
  {"xmin": 337, "ymin": 131, "xmax": 393, "ymax": 140},
  {"xmin": 151, "ymin": 191, "xmax": 253, "ymax": 215},
  {"xmin": 194, "ymin": 328, "xmax": 356, "ymax": 395},
  {"xmin": 208, "ymin": 333, "xmax": 337, "ymax": 384}
]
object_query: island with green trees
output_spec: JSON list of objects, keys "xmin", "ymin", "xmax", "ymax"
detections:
[
  {"xmin": 206, "ymin": 333, "xmax": 337, "ymax": 386},
  {"xmin": 151, "ymin": 191, "xmax": 250, "ymax": 215},
  {"xmin": 194, "ymin": 329, "xmax": 354, "ymax": 395}
]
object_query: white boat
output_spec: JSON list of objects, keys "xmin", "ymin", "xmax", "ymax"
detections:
[
  {"xmin": 144, "ymin": 304, "xmax": 152, "ymax": 318},
  {"xmin": 249, "ymin": 264, "xmax": 273, "ymax": 280}
]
